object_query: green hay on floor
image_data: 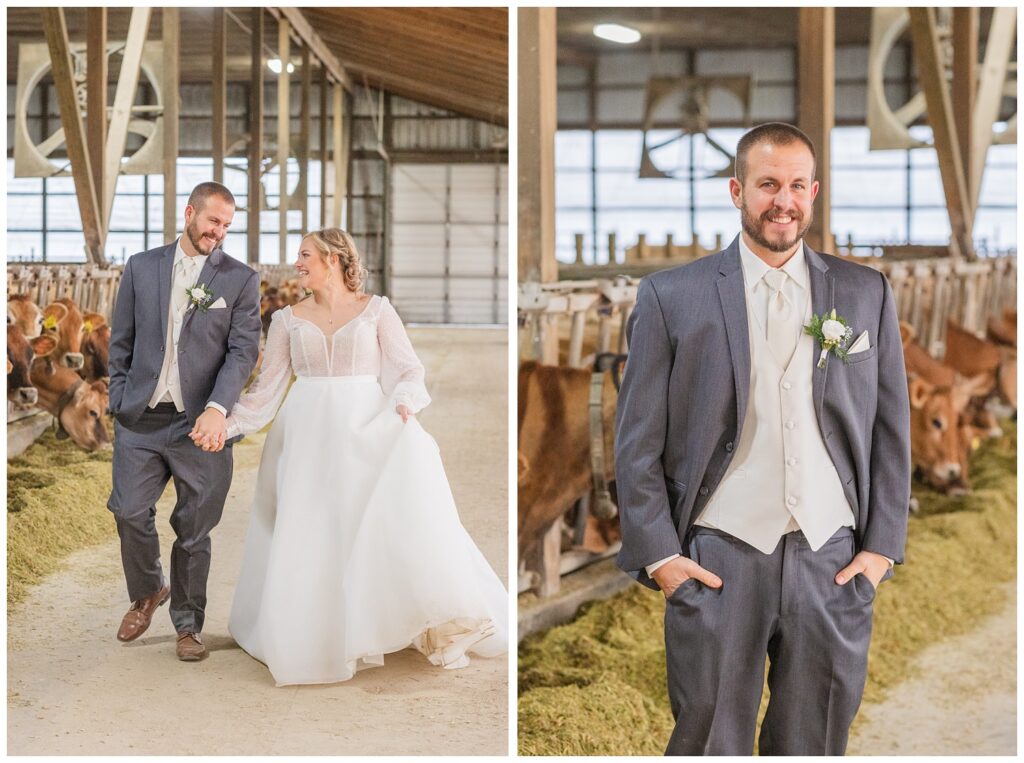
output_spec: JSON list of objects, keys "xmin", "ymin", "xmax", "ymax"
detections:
[
  {"xmin": 519, "ymin": 675, "xmax": 674, "ymax": 756},
  {"xmin": 518, "ymin": 420, "xmax": 1017, "ymax": 755},
  {"xmin": 7, "ymin": 428, "xmax": 116, "ymax": 608},
  {"xmin": 6, "ymin": 376, "xmax": 278, "ymax": 611}
]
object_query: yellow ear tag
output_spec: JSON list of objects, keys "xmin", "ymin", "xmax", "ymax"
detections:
[
  {"xmin": 43, "ymin": 315, "xmax": 58, "ymax": 331},
  {"xmin": 971, "ymin": 436, "xmax": 981, "ymax": 451},
  {"xmin": 82, "ymin": 320, "xmax": 93, "ymax": 333}
]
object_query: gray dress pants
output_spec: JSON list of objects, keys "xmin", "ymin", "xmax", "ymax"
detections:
[
  {"xmin": 108, "ymin": 403, "xmax": 233, "ymax": 634},
  {"xmin": 664, "ymin": 526, "xmax": 882, "ymax": 756}
]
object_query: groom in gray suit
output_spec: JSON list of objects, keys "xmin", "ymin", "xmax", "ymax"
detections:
[
  {"xmin": 615, "ymin": 123, "xmax": 910, "ymax": 755},
  {"xmin": 107, "ymin": 181, "xmax": 261, "ymax": 661}
]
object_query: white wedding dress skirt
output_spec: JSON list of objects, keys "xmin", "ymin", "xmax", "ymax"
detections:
[{"xmin": 228, "ymin": 376, "xmax": 508, "ymax": 686}]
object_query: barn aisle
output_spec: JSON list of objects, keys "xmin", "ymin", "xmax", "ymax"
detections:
[
  {"xmin": 7, "ymin": 327, "xmax": 509, "ymax": 756},
  {"xmin": 849, "ymin": 582, "xmax": 1016, "ymax": 755}
]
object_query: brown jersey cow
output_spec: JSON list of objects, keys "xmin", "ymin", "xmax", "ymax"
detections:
[
  {"xmin": 518, "ymin": 361, "xmax": 619, "ymax": 560},
  {"xmin": 901, "ymin": 323, "xmax": 990, "ymax": 493},
  {"xmin": 8, "ymin": 294, "xmax": 44, "ymax": 338},
  {"xmin": 7, "ymin": 324, "xmax": 51, "ymax": 408},
  {"xmin": 80, "ymin": 312, "xmax": 111, "ymax": 383},
  {"xmin": 29, "ymin": 334, "xmax": 110, "ymax": 451},
  {"xmin": 41, "ymin": 297, "xmax": 86, "ymax": 371}
]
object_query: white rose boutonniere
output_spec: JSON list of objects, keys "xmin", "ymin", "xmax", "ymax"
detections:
[
  {"xmin": 804, "ymin": 308, "xmax": 854, "ymax": 368},
  {"xmin": 186, "ymin": 283, "xmax": 215, "ymax": 313}
]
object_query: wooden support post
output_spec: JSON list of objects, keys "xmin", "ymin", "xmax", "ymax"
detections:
[
  {"xmin": 278, "ymin": 18, "xmax": 290, "ymax": 264},
  {"xmin": 597, "ymin": 313, "xmax": 612, "ymax": 353},
  {"xmin": 526, "ymin": 518, "xmax": 563, "ymax": 598},
  {"xmin": 568, "ymin": 309, "xmax": 587, "ymax": 367},
  {"xmin": 908, "ymin": 8, "xmax": 974, "ymax": 260},
  {"xmin": 270, "ymin": 7, "xmax": 351, "ymax": 91},
  {"xmin": 518, "ymin": 8, "xmax": 558, "ymax": 286},
  {"xmin": 42, "ymin": 8, "xmax": 105, "ymax": 265},
  {"xmin": 319, "ymin": 66, "xmax": 329, "ymax": 229},
  {"xmin": 952, "ymin": 8, "xmax": 977, "ymax": 219},
  {"xmin": 332, "ymin": 83, "xmax": 345, "ymax": 228},
  {"xmin": 970, "ymin": 8, "xmax": 1016, "ymax": 213},
  {"xmin": 300, "ymin": 45, "xmax": 311, "ymax": 235},
  {"xmin": 86, "ymin": 7, "xmax": 107, "ymax": 245},
  {"xmin": 104, "ymin": 8, "xmax": 151, "ymax": 232},
  {"xmin": 618, "ymin": 305, "xmax": 632, "ymax": 354},
  {"xmin": 162, "ymin": 8, "xmax": 179, "ymax": 241},
  {"xmin": 798, "ymin": 7, "xmax": 835, "ymax": 253},
  {"xmin": 212, "ymin": 8, "xmax": 227, "ymax": 185},
  {"xmin": 248, "ymin": 9, "xmax": 265, "ymax": 265}
]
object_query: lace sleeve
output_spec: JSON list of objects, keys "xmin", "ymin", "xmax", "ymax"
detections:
[
  {"xmin": 225, "ymin": 309, "xmax": 293, "ymax": 438},
  {"xmin": 378, "ymin": 297, "xmax": 432, "ymax": 413}
]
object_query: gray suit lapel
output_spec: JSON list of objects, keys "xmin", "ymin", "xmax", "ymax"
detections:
[
  {"xmin": 806, "ymin": 243, "xmax": 834, "ymax": 415},
  {"xmin": 158, "ymin": 242, "xmax": 176, "ymax": 342},
  {"xmin": 715, "ymin": 238, "xmax": 750, "ymax": 431},
  {"xmin": 181, "ymin": 247, "xmax": 225, "ymax": 334}
]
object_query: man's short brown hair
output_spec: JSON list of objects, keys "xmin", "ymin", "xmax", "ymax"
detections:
[
  {"xmin": 735, "ymin": 123, "xmax": 817, "ymax": 183},
  {"xmin": 186, "ymin": 181, "xmax": 236, "ymax": 213}
]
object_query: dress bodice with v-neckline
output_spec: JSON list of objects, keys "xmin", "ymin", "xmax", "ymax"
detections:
[
  {"xmin": 224, "ymin": 294, "xmax": 432, "ymax": 439},
  {"xmin": 286, "ymin": 295, "xmax": 379, "ymax": 342}
]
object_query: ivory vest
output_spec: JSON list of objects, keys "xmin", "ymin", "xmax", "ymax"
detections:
[
  {"xmin": 148, "ymin": 250, "xmax": 205, "ymax": 411},
  {"xmin": 695, "ymin": 280, "xmax": 854, "ymax": 553}
]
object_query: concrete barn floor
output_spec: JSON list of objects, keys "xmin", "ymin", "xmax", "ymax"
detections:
[{"xmin": 7, "ymin": 327, "xmax": 510, "ymax": 756}]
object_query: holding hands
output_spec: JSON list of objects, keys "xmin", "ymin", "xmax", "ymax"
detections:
[
  {"xmin": 189, "ymin": 408, "xmax": 227, "ymax": 452},
  {"xmin": 396, "ymin": 404, "xmax": 413, "ymax": 423}
]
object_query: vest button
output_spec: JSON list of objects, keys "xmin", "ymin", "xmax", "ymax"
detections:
[
  {"xmin": 152, "ymin": 373, "xmax": 158, "ymax": 379},
  {"xmin": 725, "ymin": 441, "xmax": 734, "ymax": 452},
  {"xmin": 785, "ymin": 421, "xmax": 796, "ymax": 430},
  {"xmin": 782, "ymin": 381, "xmax": 792, "ymax": 390},
  {"xmin": 787, "ymin": 496, "xmax": 797, "ymax": 506},
  {"xmin": 699, "ymin": 485, "xmax": 709, "ymax": 496},
  {"xmin": 786, "ymin": 457, "xmax": 797, "ymax": 466}
]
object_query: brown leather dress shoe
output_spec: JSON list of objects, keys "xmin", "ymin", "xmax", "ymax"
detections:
[
  {"xmin": 176, "ymin": 631, "xmax": 208, "ymax": 661},
  {"xmin": 116, "ymin": 584, "xmax": 170, "ymax": 642}
]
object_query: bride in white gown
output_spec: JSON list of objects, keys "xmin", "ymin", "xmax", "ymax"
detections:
[{"xmin": 219, "ymin": 228, "xmax": 508, "ymax": 686}]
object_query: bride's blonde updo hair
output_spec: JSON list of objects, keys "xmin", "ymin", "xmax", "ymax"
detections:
[{"xmin": 303, "ymin": 228, "xmax": 368, "ymax": 293}]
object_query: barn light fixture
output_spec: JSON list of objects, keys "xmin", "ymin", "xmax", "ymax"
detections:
[
  {"xmin": 268, "ymin": 59, "xmax": 295, "ymax": 74},
  {"xmin": 593, "ymin": 23, "xmax": 641, "ymax": 44}
]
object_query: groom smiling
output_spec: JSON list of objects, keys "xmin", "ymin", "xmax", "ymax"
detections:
[
  {"xmin": 615, "ymin": 123, "xmax": 911, "ymax": 754},
  {"xmin": 106, "ymin": 182, "xmax": 261, "ymax": 661}
]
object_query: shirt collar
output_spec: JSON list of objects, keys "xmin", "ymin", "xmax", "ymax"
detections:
[
  {"xmin": 738, "ymin": 235, "xmax": 808, "ymax": 293},
  {"xmin": 174, "ymin": 238, "xmax": 208, "ymax": 269}
]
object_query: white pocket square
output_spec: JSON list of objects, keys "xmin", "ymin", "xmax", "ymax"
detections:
[
  {"xmin": 208, "ymin": 297, "xmax": 227, "ymax": 309},
  {"xmin": 848, "ymin": 330, "xmax": 870, "ymax": 354}
]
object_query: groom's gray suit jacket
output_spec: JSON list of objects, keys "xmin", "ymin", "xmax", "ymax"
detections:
[
  {"xmin": 615, "ymin": 236, "xmax": 911, "ymax": 591},
  {"xmin": 108, "ymin": 241, "xmax": 262, "ymax": 430}
]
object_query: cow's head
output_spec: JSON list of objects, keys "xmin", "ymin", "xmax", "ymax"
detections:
[
  {"xmin": 42, "ymin": 299, "xmax": 85, "ymax": 370},
  {"xmin": 59, "ymin": 379, "xmax": 111, "ymax": 452},
  {"xmin": 908, "ymin": 373, "xmax": 989, "ymax": 493},
  {"xmin": 81, "ymin": 313, "xmax": 110, "ymax": 383},
  {"xmin": 7, "ymin": 294, "xmax": 44, "ymax": 339},
  {"xmin": 7, "ymin": 324, "xmax": 37, "ymax": 407}
]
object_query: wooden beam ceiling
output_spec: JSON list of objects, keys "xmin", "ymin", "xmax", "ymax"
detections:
[{"xmin": 7, "ymin": 7, "xmax": 508, "ymax": 125}]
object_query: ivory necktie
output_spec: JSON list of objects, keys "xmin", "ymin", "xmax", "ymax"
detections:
[
  {"xmin": 764, "ymin": 269, "xmax": 798, "ymax": 368},
  {"xmin": 175, "ymin": 257, "xmax": 198, "ymax": 313}
]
